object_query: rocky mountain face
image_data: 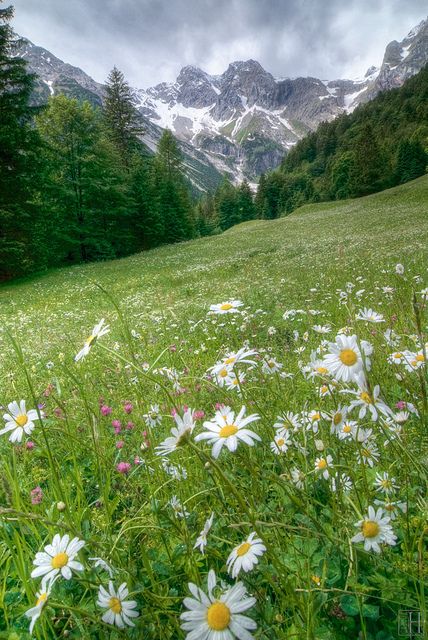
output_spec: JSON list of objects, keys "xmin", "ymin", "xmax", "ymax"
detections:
[
  {"xmin": 18, "ymin": 16, "xmax": 428, "ymax": 186},
  {"xmin": 18, "ymin": 38, "xmax": 224, "ymax": 194}
]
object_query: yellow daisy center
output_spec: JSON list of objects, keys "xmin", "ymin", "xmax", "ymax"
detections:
[
  {"xmin": 220, "ymin": 303, "xmax": 233, "ymax": 311},
  {"xmin": 380, "ymin": 479, "xmax": 392, "ymax": 489},
  {"xmin": 277, "ymin": 438, "xmax": 285, "ymax": 447},
  {"xmin": 320, "ymin": 385, "xmax": 328, "ymax": 394},
  {"xmin": 333, "ymin": 412, "xmax": 342, "ymax": 425},
  {"xmin": 317, "ymin": 366, "xmax": 328, "ymax": 374},
  {"xmin": 416, "ymin": 354, "xmax": 425, "ymax": 362},
  {"xmin": 15, "ymin": 414, "xmax": 28, "ymax": 427},
  {"xmin": 51, "ymin": 552, "xmax": 69, "ymax": 569},
  {"xmin": 36, "ymin": 592, "xmax": 48, "ymax": 607},
  {"xmin": 224, "ymin": 357, "xmax": 235, "ymax": 365},
  {"xmin": 311, "ymin": 575, "xmax": 321, "ymax": 586},
  {"xmin": 219, "ymin": 369, "xmax": 228, "ymax": 378},
  {"xmin": 268, "ymin": 361, "xmax": 275, "ymax": 368},
  {"xmin": 393, "ymin": 353, "xmax": 402, "ymax": 359},
  {"xmin": 108, "ymin": 597, "xmax": 122, "ymax": 614},
  {"xmin": 236, "ymin": 541, "xmax": 251, "ymax": 557},
  {"xmin": 219, "ymin": 424, "xmax": 238, "ymax": 438},
  {"xmin": 207, "ymin": 601, "xmax": 231, "ymax": 630},
  {"xmin": 360, "ymin": 391, "xmax": 372, "ymax": 404},
  {"xmin": 343, "ymin": 424, "xmax": 352, "ymax": 433},
  {"xmin": 362, "ymin": 520, "xmax": 380, "ymax": 538},
  {"xmin": 317, "ymin": 459, "xmax": 327, "ymax": 470},
  {"xmin": 339, "ymin": 349, "xmax": 358, "ymax": 366},
  {"xmin": 311, "ymin": 413, "xmax": 320, "ymax": 421},
  {"xmin": 85, "ymin": 334, "xmax": 96, "ymax": 346}
]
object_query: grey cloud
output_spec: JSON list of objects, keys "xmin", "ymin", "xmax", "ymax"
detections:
[{"xmin": 11, "ymin": 0, "xmax": 428, "ymax": 87}]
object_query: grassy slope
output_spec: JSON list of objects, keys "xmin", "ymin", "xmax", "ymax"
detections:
[{"xmin": 0, "ymin": 175, "xmax": 427, "ymax": 371}]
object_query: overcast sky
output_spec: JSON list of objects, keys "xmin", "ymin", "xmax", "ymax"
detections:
[{"xmin": 10, "ymin": 0, "xmax": 428, "ymax": 88}]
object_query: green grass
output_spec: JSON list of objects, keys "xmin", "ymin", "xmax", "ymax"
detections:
[{"xmin": 0, "ymin": 175, "xmax": 428, "ymax": 639}]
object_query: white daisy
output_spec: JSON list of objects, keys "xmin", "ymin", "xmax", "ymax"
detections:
[
  {"xmin": 226, "ymin": 532, "xmax": 266, "ymax": 578},
  {"xmin": 402, "ymin": 350, "xmax": 425, "ymax": 372},
  {"xmin": 334, "ymin": 419, "xmax": 358, "ymax": 440},
  {"xmin": 356, "ymin": 308, "xmax": 384, "ymax": 323},
  {"xmin": 194, "ymin": 406, "xmax": 260, "ymax": 459},
  {"xmin": 143, "ymin": 404, "xmax": 162, "ymax": 428},
  {"xmin": 75, "ymin": 318, "xmax": 109, "ymax": 362},
  {"xmin": 25, "ymin": 578, "xmax": 56, "ymax": 635},
  {"xmin": 348, "ymin": 378, "xmax": 391, "ymax": 422},
  {"xmin": 261, "ymin": 357, "xmax": 283, "ymax": 375},
  {"xmin": 210, "ymin": 348, "xmax": 257, "ymax": 377},
  {"xmin": 270, "ymin": 431, "xmax": 292, "ymax": 454},
  {"xmin": 181, "ymin": 569, "xmax": 257, "ymax": 639},
  {"xmin": 290, "ymin": 467, "xmax": 305, "ymax": 489},
  {"xmin": 314, "ymin": 455, "xmax": 333, "ymax": 479},
  {"xmin": 323, "ymin": 334, "xmax": 372, "ymax": 383},
  {"xmin": 210, "ymin": 300, "xmax": 244, "ymax": 314},
  {"xmin": 194, "ymin": 513, "xmax": 214, "ymax": 554},
  {"xmin": 351, "ymin": 506, "xmax": 397, "ymax": 553},
  {"xmin": 155, "ymin": 408, "xmax": 195, "ymax": 457},
  {"xmin": 273, "ymin": 412, "xmax": 301, "ymax": 432},
  {"xmin": 1, "ymin": 400, "xmax": 40, "ymax": 443},
  {"xmin": 88, "ymin": 557, "xmax": 115, "ymax": 577},
  {"xmin": 374, "ymin": 472, "xmax": 398, "ymax": 495},
  {"xmin": 225, "ymin": 371, "xmax": 246, "ymax": 393},
  {"xmin": 169, "ymin": 495, "xmax": 189, "ymax": 519},
  {"xmin": 31, "ymin": 534, "xmax": 85, "ymax": 583},
  {"xmin": 374, "ymin": 499, "xmax": 407, "ymax": 520},
  {"xmin": 97, "ymin": 581, "xmax": 139, "ymax": 628}
]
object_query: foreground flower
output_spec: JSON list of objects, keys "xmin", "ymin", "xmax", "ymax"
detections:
[
  {"xmin": 75, "ymin": 318, "xmax": 110, "ymax": 362},
  {"xmin": 1, "ymin": 400, "xmax": 40, "ymax": 443},
  {"xmin": 323, "ymin": 334, "xmax": 372, "ymax": 383},
  {"xmin": 181, "ymin": 569, "xmax": 256, "ymax": 639},
  {"xmin": 97, "ymin": 581, "xmax": 139, "ymax": 628},
  {"xmin": 195, "ymin": 406, "xmax": 260, "ymax": 459},
  {"xmin": 31, "ymin": 534, "xmax": 85, "ymax": 583},
  {"xmin": 210, "ymin": 300, "xmax": 243, "ymax": 314},
  {"xmin": 25, "ymin": 578, "xmax": 56, "ymax": 635},
  {"xmin": 351, "ymin": 506, "xmax": 397, "ymax": 553},
  {"xmin": 194, "ymin": 512, "xmax": 214, "ymax": 554},
  {"xmin": 226, "ymin": 532, "xmax": 266, "ymax": 578},
  {"xmin": 155, "ymin": 408, "xmax": 195, "ymax": 456}
]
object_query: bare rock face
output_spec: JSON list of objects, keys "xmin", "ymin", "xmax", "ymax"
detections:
[
  {"xmin": 355, "ymin": 18, "xmax": 428, "ymax": 104},
  {"xmin": 16, "ymin": 16, "xmax": 428, "ymax": 185}
]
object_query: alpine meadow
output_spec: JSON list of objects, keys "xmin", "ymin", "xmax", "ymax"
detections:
[{"xmin": 1, "ymin": 1, "xmax": 428, "ymax": 639}]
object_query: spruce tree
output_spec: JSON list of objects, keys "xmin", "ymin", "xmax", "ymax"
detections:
[
  {"xmin": 0, "ymin": 2, "xmax": 43, "ymax": 279},
  {"xmin": 237, "ymin": 180, "xmax": 256, "ymax": 222},
  {"xmin": 104, "ymin": 67, "xmax": 143, "ymax": 168},
  {"xmin": 154, "ymin": 129, "xmax": 193, "ymax": 243}
]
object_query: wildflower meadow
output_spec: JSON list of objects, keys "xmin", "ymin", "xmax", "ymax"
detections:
[{"xmin": 0, "ymin": 177, "xmax": 428, "ymax": 639}]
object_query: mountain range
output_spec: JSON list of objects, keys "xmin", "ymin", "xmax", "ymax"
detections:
[{"xmin": 18, "ymin": 16, "xmax": 428, "ymax": 190}]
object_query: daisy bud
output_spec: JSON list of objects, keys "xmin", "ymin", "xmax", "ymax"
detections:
[
  {"xmin": 315, "ymin": 439, "xmax": 324, "ymax": 451},
  {"xmin": 56, "ymin": 501, "xmax": 66, "ymax": 512}
]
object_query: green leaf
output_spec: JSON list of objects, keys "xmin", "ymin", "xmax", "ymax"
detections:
[{"xmin": 340, "ymin": 594, "xmax": 360, "ymax": 616}]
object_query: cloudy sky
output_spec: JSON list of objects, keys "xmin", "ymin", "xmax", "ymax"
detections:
[{"xmin": 11, "ymin": 0, "xmax": 427, "ymax": 88}]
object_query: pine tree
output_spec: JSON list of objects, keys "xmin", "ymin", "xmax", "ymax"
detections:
[
  {"xmin": 394, "ymin": 139, "xmax": 427, "ymax": 184},
  {"xmin": 237, "ymin": 180, "xmax": 256, "ymax": 222},
  {"xmin": 130, "ymin": 156, "xmax": 165, "ymax": 249},
  {"xmin": 0, "ymin": 2, "xmax": 43, "ymax": 279},
  {"xmin": 216, "ymin": 178, "xmax": 239, "ymax": 230},
  {"xmin": 103, "ymin": 67, "xmax": 143, "ymax": 168},
  {"xmin": 154, "ymin": 129, "xmax": 193, "ymax": 243}
]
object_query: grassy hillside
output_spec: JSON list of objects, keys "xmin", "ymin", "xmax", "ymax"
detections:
[
  {"xmin": 1, "ymin": 176, "xmax": 427, "ymax": 364},
  {"xmin": 0, "ymin": 176, "xmax": 427, "ymax": 639}
]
